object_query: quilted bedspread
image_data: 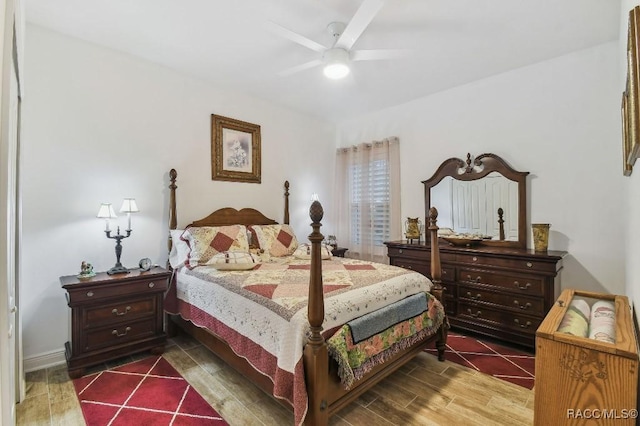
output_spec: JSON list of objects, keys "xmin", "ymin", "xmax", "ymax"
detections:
[{"xmin": 165, "ymin": 257, "xmax": 441, "ymax": 425}]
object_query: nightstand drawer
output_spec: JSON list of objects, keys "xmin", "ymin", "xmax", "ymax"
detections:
[
  {"xmin": 84, "ymin": 318, "xmax": 156, "ymax": 352},
  {"xmin": 67, "ymin": 277, "xmax": 168, "ymax": 304},
  {"xmin": 85, "ymin": 297, "xmax": 156, "ymax": 328}
]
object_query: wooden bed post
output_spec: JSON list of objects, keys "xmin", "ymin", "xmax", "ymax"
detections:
[
  {"xmin": 304, "ymin": 200, "xmax": 328, "ymax": 425},
  {"xmin": 169, "ymin": 169, "xmax": 178, "ymax": 239},
  {"xmin": 284, "ymin": 180, "xmax": 290, "ymax": 225},
  {"xmin": 428, "ymin": 206, "xmax": 447, "ymax": 361}
]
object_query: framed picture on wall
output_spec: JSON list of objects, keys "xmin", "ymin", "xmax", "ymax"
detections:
[
  {"xmin": 627, "ymin": 7, "xmax": 640, "ymax": 170},
  {"xmin": 211, "ymin": 115, "xmax": 261, "ymax": 183},
  {"xmin": 622, "ymin": 90, "xmax": 633, "ymax": 176}
]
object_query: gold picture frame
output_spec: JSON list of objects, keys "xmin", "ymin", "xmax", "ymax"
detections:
[
  {"xmin": 622, "ymin": 90, "xmax": 633, "ymax": 176},
  {"xmin": 211, "ymin": 115, "xmax": 261, "ymax": 183},
  {"xmin": 627, "ymin": 8, "xmax": 640, "ymax": 170}
]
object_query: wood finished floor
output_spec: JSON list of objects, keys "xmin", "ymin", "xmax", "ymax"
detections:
[{"xmin": 16, "ymin": 333, "xmax": 534, "ymax": 425}]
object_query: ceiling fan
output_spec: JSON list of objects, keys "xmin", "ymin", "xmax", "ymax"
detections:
[{"xmin": 265, "ymin": 0, "xmax": 408, "ymax": 79}]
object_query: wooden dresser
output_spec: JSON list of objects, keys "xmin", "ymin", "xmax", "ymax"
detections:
[
  {"xmin": 61, "ymin": 268, "xmax": 170, "ymax": 378},
  {"xmin": 385, "ymin": 241, "xmax": 566, "ymax": 349}
]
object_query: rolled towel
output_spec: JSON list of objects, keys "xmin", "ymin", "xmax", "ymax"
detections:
[
  {"xmin": 557, "ymin": 298, "xmax": 590, "ymax": 338},
  {"xmin": 588, "ymin": 300, "xmax": 616, "ymax": 344}
]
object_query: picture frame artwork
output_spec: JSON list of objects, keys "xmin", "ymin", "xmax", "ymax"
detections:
[
  {"xmin": 211, "ymin": 115, "xmax": 261, "ymax": 183},
  {"xmin": 622, "ymin": 90, "xmax": 633, "ymax": 176},
  {"xmin": 626, "ymin": 7, "xmax": 640, "ymax": 172}
]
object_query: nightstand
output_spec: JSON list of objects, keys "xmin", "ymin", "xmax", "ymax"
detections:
[
  {"xmin": 61, "ymin": 267, "xmax": 171, "ymax": 378},
  {"xmin": 332, "ymin": 247, "xmax": 348, "ymax": 257}
]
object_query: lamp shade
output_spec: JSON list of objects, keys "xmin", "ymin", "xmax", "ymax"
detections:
[
  {"xmin": 120, "ymin": 198, "xmax": 139, "ymax": 213},
  {"xmin": 96, "ymin": 203, "xmax": 117, "ymax": 219}
]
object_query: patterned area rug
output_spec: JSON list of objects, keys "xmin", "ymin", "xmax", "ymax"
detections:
[
  {"xmin": 72, "ymin": 356, "xmax": 228, "ymax": 425},
  {"xmin": 426, "ymin": 332, "xmax": 535, "ymax": 389}
]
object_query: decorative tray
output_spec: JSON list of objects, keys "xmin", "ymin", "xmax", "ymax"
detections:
[{"xmin": 441, "ymin": 236, "xmax": 483, "ymax": 247}]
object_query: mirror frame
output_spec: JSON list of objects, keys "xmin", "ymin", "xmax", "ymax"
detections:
[{"xmin": 423, "ymin": 153, "xmax": 529, "ymax": 249}]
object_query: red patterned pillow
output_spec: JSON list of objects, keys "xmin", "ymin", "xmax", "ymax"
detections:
[
  {"xmin": 181, "ymin": 225, "xmax": 249, "ymax": 268},
  {"xmin": 249, "ymin": 224, "xmax": 299, "ymax": 257}
]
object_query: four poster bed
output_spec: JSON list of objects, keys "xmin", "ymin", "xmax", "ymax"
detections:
[{"xmin": 164, "ymin": 169, "xmax": 448, "ymax": 425}]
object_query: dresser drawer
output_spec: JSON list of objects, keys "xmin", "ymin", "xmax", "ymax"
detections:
[
  {"xmin": 459, "ymin": 268, "xmax": 543, "ymax": 295},
  {"xmin": 456, "ymin": 254, "xmax": 557, "ymax": 273},
  {"xmin": 83, "ymin": 318, "xmax": 157, "ymax": 352},
  {"xmin": 84, "ymin": 297, "xmax": 156, "ymax": 328},
  {"xmin": 458, "ymin": 284, "xmax": 544, "ymax": 316},
  {"xmin": 459, "ymin": 302, "xmax": 542, "ymax": 333},
  {"xmin": 388, "ymin": 247, "xmax": 429, "ymax": 261},
  {"xmin": 67, "ymin": 277, "xmax": 168, "ymax": 304},
  {"xmin": 391, "ymin": 258, "xmax": 429, "ymax": 275}
]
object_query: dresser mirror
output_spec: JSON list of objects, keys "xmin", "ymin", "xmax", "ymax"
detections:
[{"xmin": 423, "ymin": 153, "xmax": 529, "ymax": 248}]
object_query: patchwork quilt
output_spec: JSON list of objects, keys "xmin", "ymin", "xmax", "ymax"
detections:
[{"xmin": 165, "ymin": 257, "xmax": 443, "ymax": 426}]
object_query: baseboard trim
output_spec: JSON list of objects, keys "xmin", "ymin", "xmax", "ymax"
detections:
[{"xmin": 24, "ymin": 349, "xmax": 66, "ymax": 373}]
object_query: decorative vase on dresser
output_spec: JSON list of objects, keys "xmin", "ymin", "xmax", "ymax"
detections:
[{"xmin": 389, "ymin": 152, "xmax": 568, "ymax": 349}]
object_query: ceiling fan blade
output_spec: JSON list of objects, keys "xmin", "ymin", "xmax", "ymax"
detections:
[
  {"xmin": 264, "ymin": 21, "xmax": 326, "ymax": 53},
  {"xmin": 277, "ymin": 59, "xmax": 323, "ymax": 77},
  {"xmin": 351, "ymin": 49, "xmax": 411, "ymax": 61},
  {"xmin": 335, "ymin": 0, "xmax": 384, "ymax": 50}
]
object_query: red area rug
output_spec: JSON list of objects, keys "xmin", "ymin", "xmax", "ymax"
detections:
[
  {"xmin": 72, "ymin": 356, "xmax": 228, "ymax": 425},
  {"xmin": 426, "ymin": 332, "xmax": 535, "ymax": 389}
]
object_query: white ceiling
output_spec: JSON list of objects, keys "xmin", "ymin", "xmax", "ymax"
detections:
[{"xmin": 25, "ymin": 0, "xmax": 621, "ymax": 122}]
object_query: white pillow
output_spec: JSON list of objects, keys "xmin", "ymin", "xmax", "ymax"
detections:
[
  {"xmin": 293, "ymin": 243, "xmax": 333, "ymax": 260},
  {"xmin": 209, "ymin": 251, "xmax": 261, "ymax": 271},
  {"xmin": 169, "ymin": 229, "xmax": 190, "ymax": 269}
]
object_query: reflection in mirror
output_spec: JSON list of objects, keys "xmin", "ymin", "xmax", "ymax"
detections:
[
  {"xmin": 431, "ymin": 172, "xmax": 519, "ymax": 240},
  {"xmin": 423, "ymin": 153, "xmax": 529, "ymax": 249}
]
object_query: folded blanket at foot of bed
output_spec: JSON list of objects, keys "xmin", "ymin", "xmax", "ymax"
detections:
[{"xmin": 327, "ymin": 292, "xmax": 445, "ymax": 389}]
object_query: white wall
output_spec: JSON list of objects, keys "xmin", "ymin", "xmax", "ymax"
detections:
[
  {"xmin": 21, "ymin": 25, "xmax": 335, "ymax": 363},
  {"xmin": 621, "ymin": 0, "xmax": 640, "ymax": 317},
  {"xmin": 337, "ymin": 42, "xmax": 623, "ymax": 295}
]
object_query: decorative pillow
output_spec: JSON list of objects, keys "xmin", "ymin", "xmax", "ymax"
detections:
[
  {"xmin": 181, "ymin": 225, "xmax": 250, "ymax": 268},
  {"xmin": 293, "ymin": 243, "xmax": 333, "ymax": 260},
  {"xmin": 169, "ymin": 229, "xmax": 190, "ymax": 269},
  {"xmin": 249, "ymin": 224, "xmax": 299, "ymax": 257},
  {"xmin": 209, "ymin": 251, "xmax": 261, "ymax": 271}
]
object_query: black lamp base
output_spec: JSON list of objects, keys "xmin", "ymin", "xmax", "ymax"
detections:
[{"xmin": 107, "ymin": 265, "xmax": 130, "ymax": 275}]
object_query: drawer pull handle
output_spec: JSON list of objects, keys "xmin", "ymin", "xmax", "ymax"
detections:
[
  {"xmin": 514, "ymin": 319, "xmax": 532, "ymax": 329},
  {"xmin": 148, "ymin": 282, "xmax": 155, "ymax": 288},
  {"xmin": 112, "ymin": 326, "xmax": 132, "ymax": 337},
  {"xmin": 467, "ymin": 275, "xmax": 482, "ymax": 283},
  {"xmin": 513, "ymin": 301, "xmax": 532, "ymax": 310},
  {"xmin": 526, "ymin": 262, "xmax": 533, "ymax": 268},
  {"xmin": 514, "ymin": 281, "xmax": 531, "ymax": 290},
  {"xmin": 472, "ymin": 257, "xmax": 478, "ymax": 262},
  {"xmin": 442, "ymin": 270, "xmax": 447, "ymax": 275},
  {"xmin": 86, "ymin": 291, "xmax": 94, "ymax": 297},
  {"xmin": 466, "ymin": 292, "xmax": 481, "ymax": 300},
  {"xmin": 399, "ymin": 249, "xmax": 403, "ymax": 254},
  {"xmin": 112, "ymin": 306, "xmax": 131, "ymax": 316},
  {"xmin": 467, "ymin": 309, "xmax": 481, "ymax": 318}
]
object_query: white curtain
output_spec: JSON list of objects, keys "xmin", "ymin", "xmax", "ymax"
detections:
[{"xmin": 334, "ymin": 137, "xmax": 401, "ymax": 263}]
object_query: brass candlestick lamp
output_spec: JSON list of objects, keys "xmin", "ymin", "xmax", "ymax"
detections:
[{"xmin": 97, "ymin": 199, "xmax": 139, "ymax": 275}]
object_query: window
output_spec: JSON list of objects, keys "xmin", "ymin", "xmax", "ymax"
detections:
[{"xmin": 335, "ymin": 137, "xmax": 400, "ymax": 263}]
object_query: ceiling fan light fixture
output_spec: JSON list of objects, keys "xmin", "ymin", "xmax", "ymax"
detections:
[{"xmin": 323, "ymin": 48, "xmax": 350, "ymax": 79}]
